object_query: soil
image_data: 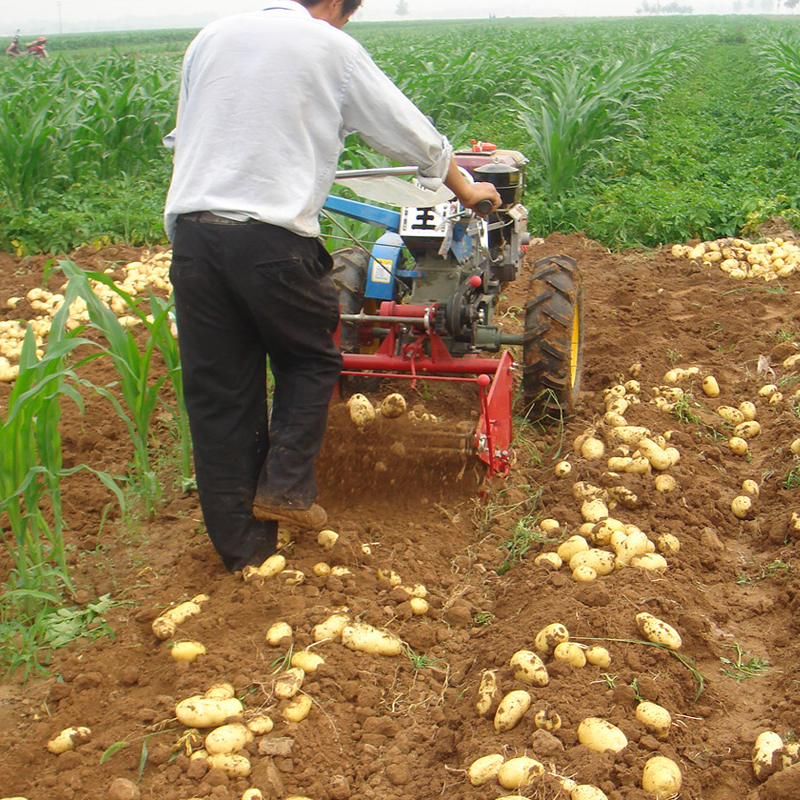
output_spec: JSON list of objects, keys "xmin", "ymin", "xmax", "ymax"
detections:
[{"xmin": 0, "ymin": 232, "xmax": 799, "ymax": 800}]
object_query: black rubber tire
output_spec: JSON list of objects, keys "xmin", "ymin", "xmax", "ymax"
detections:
[
  {"xmin": 521, "ymin": 255, "xmax": 584, "ymax": 418},
  {"xmin": 331, "ymin": 246, "xmax": 369, "ymax": 353}
]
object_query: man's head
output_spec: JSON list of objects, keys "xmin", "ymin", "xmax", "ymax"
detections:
[{"xmin": 298, "ymin": 0, "xmax": 362, "ymax": 28}]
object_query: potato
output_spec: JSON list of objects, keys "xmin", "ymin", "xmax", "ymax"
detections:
[
  {"xmin": 655, "ymin": 533, "xmax": 680, "ymax": 553},
  {"xmin": 783, "ymin": 741, "xmax": 800, "ymax": 770},
  {"xmin": 282, "ymin": 693, "xmax": 313, "ymax": 723},
  {"xmin": 206, "ymin": 753, "xmax": 251, "ymax": 778},
  {"xmin": 731, "ymin": 495, "xmax": 754, "ymax": 520},
  {"xmin": 313, "ymin": 562, "xmax": 331, "ymax": 577},
  {"xmin": 636, "ymin": 438, "xmax": 672, "ymax": 471},
  {"xmin": 497, "ymin": 756, "xmax": 544, "ymax": 789},
  {"xmin": 581, "ymin": 499, "xmax": 609, "ymax": 523},
  {"xmin": 46, "ymin": 726, "xmax": 91, "ymax": 754},
  {"xmin": 753, "ymin": 731, "xmax": 784, "ymax": 781},
  {"xmin": 739, "ymin": 400, "xmax": 757, "ymax": 421},
  {"xmin": 534, "ymin": 622, "xmax": 570, "ymax": 655},
  {"xmin": 702, "ymin": 375, "xmax": 720, "ymax": 397},
  {"xmin": 572, "ymin": 565, "xmax": 597, "ymax": 582},
  {"xmin": 409, "ymin": 597, "xmax": 429, "ymax": 616},
  {"xmin": 630, "ymin": 553, "xmax": 668, "ymax": 571},
  {"xmin": 476, "ymin": 669, "xmax": 500, "ymax": 716},
  {"xmin": 348, "ymin": 393, "xmax": 376, "ymax": 428},
  {"xmin": 554, "ymin": 460, "xmax": 572, "ymax": 477},
  {"xmin": 533, "ymin": 706, "xmax": 561, "ymax": 732},
  {"xmin": 330, "ymin": 566, "xmax": 352, "ymax": 577},
  {"xmin": 604, "ymin": 411, "xmax": 628, "ymax": 428},
  {"xmin": 341, "ymin": 623, "xmax": 402, "ymax": 656},
  {"xmin": 572, "ymin": 481, "xmax": 606, "ymax": 501},
  {"xmin": 243, "ymin": 553, "xmax": 286, "ymax": 581},
  {"xmin": 246, "ymin": 715, "xmax": 274, "ymax": 735},
  {"xmin": 654, "ymin": 474, "xmax": 678, "ymax": 493},
  {"xmin": 534, "ymin": 552, "xmax": 562, "ymax": 570},
  {"xmin": 581, "ymin": 437, "xmax": 606, "ymax": 461},
  {"xmin": 641, "ymin": 755, "xmax": 682, "ymax": 797},
  {"xmin": 759, "ymin": 383, "xmax": 779, "ymax": 398},
  {"xmin": 494, "ymin": 690, "xmax": 531, "ymax": 732},
  {"xmin": 571, "ymin": 787, "xmax": 609, "ymax": 800},
  {"xmin": 717, "ymin": 405, "xmax": 745, "ymax": 425},
  {"xmin": 553, "ymin": 642, "xmax": 586, "ymax": 668},
  {"xmin": 570, "ymin": 548, "xmax": 615, "ymax": 576},
  {"xmin": 266, "ymin": 621, "xmax": 293, "ymax": 646},
  {"xmin": 509, "ymin": 650, "xmax": 549, "ymax": 686},
  {"xmin": 742, "ymin": 479, "xmax": 760, "ymax": 497},
  {"xmin": 291, "ymin": 650, "xmax": 325, "ymax": 674},
  {"xmin": 317, "ymin": 529, "xmax": 339, "ymax": 550},
  {"xmin": 175, "ymin": 696, "xmax": 244, "ymax": 728},
  {"xmin": 274, "ymin": 667, "xmax": 305, "ymax": 699},
  {"xmin": 610, "ymin": 426, "xmax": 651, "ymax": 446},
  {"xmin": 733, "ymin": 421, "xmax": 761, "ymax": 440},
  {"xmin": 577, "ymin": 717, "xmax": 628, "ymax": 753},
  {"xmin": 585, "ymin": 646, "xmax": 611, "ymax": 668},
  {"xmin": 729, "ymin": 436, "xmax": 748, "ymax": 455},
  {"xmin": 636, "ymin": 701, "xmax": 672, "ymax": 739},
  {"xmin": 380, "ymin": 392, "xmax": 407, "ymax": 418},
  {"xmin": 279, "ymin": 568, "xmax": 306, "ymax": 586},
  {"xmin": 376, "ymin": 568, "xmax": 402, "ymax": 586},
  {"xmin": 468, "ymin": 753, "xmax": 505, "ymax": 786},
  {"xmin": 242, "ymin": 790, "xmax": 264, "ymax": 800},
  {"xmin": 204, "ymin": 683, "xmax": 235, "ymax": 700},
  {"xmin": 311, "ymin": 612, "xmax": 350, "ymax": 642},
  {"xmin": 205, "ymin": 723, "xmax": 254, "ymax": 755},
  {"xmin": 151, "ymin": 596, "xmax": 208, "ymax": 640},
  {"xmin": 170, "ymin": 640, "xmax": 207, "ymax": 663},
  {"xmin": 557, "ymin": 535, "xmax": 590, "ymax": 562},
  {"xmin": 636, "ymin": 612, "xmax": 682, "ymax": 650},
  {"xmin": 614, "ymin": 530, "xmax": 650, "ymax": 566},
  {"xmin": 540, "ymin": 518, "xmax": 561, "ymax": 533}
]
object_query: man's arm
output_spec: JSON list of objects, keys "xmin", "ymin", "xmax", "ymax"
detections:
[{"xmin": 443, "ymin": 157, "xmax": 501, "ymax": 216}]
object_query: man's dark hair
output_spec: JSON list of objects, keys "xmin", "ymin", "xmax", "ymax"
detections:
[{"xmin": 299, "ymin": 0, "xmax": 363, "ymax": 14}]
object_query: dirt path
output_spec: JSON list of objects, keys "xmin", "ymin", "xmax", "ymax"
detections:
[{"xmin": 0, "ymin": 233, "xmax": 799, "ymax": 800}]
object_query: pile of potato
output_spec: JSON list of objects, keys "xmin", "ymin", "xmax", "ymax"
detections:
[
  {"xmin": 670, "ymin": 236, "xmax": 798, "ymax": 281},
  {"xmin": 0, "ymin": 250, "xmax": 172, "ymax": 381},
  {"xmin": 469, "ymin": 620, "xmax": 683, "ymax": 799}
]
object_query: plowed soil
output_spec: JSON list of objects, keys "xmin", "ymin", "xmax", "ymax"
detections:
[{"xmin": 1, "ymin": 232, "xmax": 799, "ymax": 800}]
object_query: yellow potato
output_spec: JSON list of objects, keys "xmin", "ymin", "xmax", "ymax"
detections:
[
  {"xmin": 291, "ymin": 650, "xmax": 325, "ymax": 674},
  {"xmin": 731, "ymin": 495, "xmax": 754, "ymax": 520},
  {"xmin": 311, "ymin": 613, "xmax": 350, "ymax": 642},
  {"xmin": 557, "ymin": 535, "xmax": 590, "ymax": 562},
  {"xmin": 572, "ymin": 565, "xmax": 597, "ymax": 582},
  {"xmin": 493, "ymin": 690, "xmax": 531, "ymax": 732},
  {"xmin": 274, "ymin": 667, "xmax": 305, "ymax": 699},
  {"xmin": 572, "ymin": 786, "xmax": 609, "ymax": 800},
  {"xmin": 733, "ymin": 420, "xmax": 761, "ymax": 440},
  {"xmin": 151, "ymin": 597, "xmax": 207, "ymax": 640},
  {"xmin": 380, "ymin": 392, "xmax": 407, "ymax": 418},
  {"xmin": 341, "ymin": 623, "xmax": 402, "ymax": 656},
  {"xmin": 204, "ymin": 723, "xmax": 254, "ymax": 755},
  {"xmin": 409, "ymin": 597, "xmax": 429, "ymax": 616},
  {"xmin": 206, "ymin": 753, "xmax": 251, "ymax": 778},
  {"xmin": 577, "ymin": 717, "xmax": 628, "ymax": 753},
  {"xmin": 753, "ymin": 731, "xmax": 784, "ymax": 781},
  {"xmin": 246, "ymin": 715, "xmax": 274, "ymax": 735},
  {"xmin": 729, "ymin": 436, "xmax": 748, "ymax": 455},
  {"xmin": 642, "ymin": 755, "xmax": 682, "ymax": 797},
  {"xmin": 317, "ymin": 529, "xmax": 339, "ymax": 549},
  {"xmin": 636, "ymin": 701, "xmax": 672, "ymax": 739},
  {"xmin": 204, "ymin": 683, "xmax": 235, "ymax": 699},
  {"xmin": 533, "ymin": 706, "xmax": 561, "ymax": 732},
  {"xmin": 509, "ymin": 650, "xmax": 549, "ymax": 686},
  {"xmin": 585, "ymin": 646, "xmax": 611, "ymax": 668},
  {"xmin": 282, "ymin": 694, "xmax": 313, "ymax": 723},
  {"xmin": 553, "ymin": 641, "xmax": 586, "ymax": 668},
  {"xmin": 475, "ymin": 669, "xmax": 500, "ymax": 716},
  {"xmin": 175, "ymin": 696, "xmax": 244, "ymax": 728},
  {"xmin": 656, "ymin": 533, "xmax": 680, "ymax": 553},
  {"xmin": 636, "ymin": 612, "xmax": 682, "ymax": 650},
  {"xmin": 497, "ymin": 756, "xmax": 544, "ymax": 789},
  {"xmin": 702, "ymin": 375, "xmax": 720, "ymax": 397},
  {"xmin": 534, "ymin": 622, "xmax": 569, "ymax": 655},
  {"xmin": 570, "ymin": 548, "xmax": 615, "ymax": 576},
  {"xmin": 46, "ymin": 726, "xmax": 91, "ymax": 755},
  {"xmin": 534, "ymin": 552, "xmax": 562, "ymax": 570},
  {"xmin": 265, "ymin": 621, "xmax": 293, "ymax": 646},
  {"xmin": 554, "ymin": 461, "xmax": 572, "ymax": 477},
  {"xmin": 170, "ymin": 640, "xmax": 206, "ymax": 663},
  {"xmin": 348, "ymin": 393, "xmax": 376, "ymax": 428},
  {"xmin": 468, "ymin": 753, "xmax": 505, "ymax": 786}
]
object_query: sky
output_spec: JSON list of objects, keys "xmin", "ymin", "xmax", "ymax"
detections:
[{"xmin": 2, "ymin": 0, "xmax": 773, "ymax": 35}]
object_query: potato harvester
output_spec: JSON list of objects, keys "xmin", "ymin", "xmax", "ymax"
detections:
[{"xmin": 324, "ymin": 142, "xmax": 584, "ymax": 478}]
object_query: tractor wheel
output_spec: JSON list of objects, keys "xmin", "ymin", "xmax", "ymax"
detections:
[
  {"xmin": 331, "ymin": 246, "xmax": 369, "ymax": 352},
  {"xmin": 521, "ymin": 255, "xmax": 584, "ymax": 418}
]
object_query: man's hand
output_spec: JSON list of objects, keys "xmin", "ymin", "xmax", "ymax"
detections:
[{"xmin": 443, "ymin": 156, "xmax": 502, "ymax": 216}]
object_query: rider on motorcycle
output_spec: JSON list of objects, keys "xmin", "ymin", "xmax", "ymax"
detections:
[
  {"xmin": 5, "ymin": 34, "xmax": 21, "ymax": 57},
  {"xmin": 24, "ymin": 36, "xmax": 48, "ymax": 57}
]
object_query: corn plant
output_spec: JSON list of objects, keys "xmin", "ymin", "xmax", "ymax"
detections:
[
  {"xmin": 58, "ymin": 261, "xmax": 190, "ymax": 515},
  {"xmin": 0, "ymin": 287, "xmax": 124, "ymax": 676}
]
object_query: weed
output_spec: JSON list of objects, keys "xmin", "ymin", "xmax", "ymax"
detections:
[
  {"xmin": 776, "ymin": 328, "xmax": 797, "ymax": 342},
  {"xmin": 738, "ymin": 559, "xmax": 792, "ymax": 584},
  {"xmin": 630, "ymin": 678, "xmax": 644, "ymax": 702},
  {"xmin": 403, "ymin": 643, "xmax": 442, "ymax": 671},
  {"xmin": 497, "ymin": 512, "xmax": 551, "ymax": 574},
  {"xmin": 672, "ymin": 393, "xmax": 702, "ymax": 425},
  {"xmin": 783, "ymin": 459, "xmax": 800, "ymax": 490},
  {"xmin": 666, "ymin": 348, "xmax": 683, "ymax": 365},
  {"xmin": 472, "ymin": 611, "xmax": 496, "ymax": 626},
  {"xmin": 720, "ymin": 643, "xmax": 770, "ymax": 682}
]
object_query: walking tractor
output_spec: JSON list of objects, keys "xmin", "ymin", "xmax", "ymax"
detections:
[{"xmin": 324, "ymin": 142, "xmax": 584, "ymax": 478}]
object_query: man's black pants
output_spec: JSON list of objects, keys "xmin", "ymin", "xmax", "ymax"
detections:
[{"xmin": 170, "ymin": 216, "xmax": 343, "ymax": 572}]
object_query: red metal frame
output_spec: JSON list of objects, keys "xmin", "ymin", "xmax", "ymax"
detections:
[{"xmin": 338, "ymin": 303, "xmax": 514, "ymax": 477}]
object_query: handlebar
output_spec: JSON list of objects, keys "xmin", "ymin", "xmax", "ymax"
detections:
[{"xmin": 475, "ymin": 198, "xmax": 496, "ymax": 216}]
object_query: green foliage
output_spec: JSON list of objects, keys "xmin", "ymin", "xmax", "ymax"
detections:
[{"xmin": 720, "ymin": 643, "xmax": 770, "ymax": 681}]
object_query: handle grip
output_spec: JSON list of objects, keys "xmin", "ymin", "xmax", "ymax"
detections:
[{"xmin": 475, "ymin": 198, "xmax": 495, "ymax": 216}]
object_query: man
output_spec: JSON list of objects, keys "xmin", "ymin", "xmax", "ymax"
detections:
[{"xmin": 164, "ymin": 0, "xmax": 501, "ymax": 572}]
